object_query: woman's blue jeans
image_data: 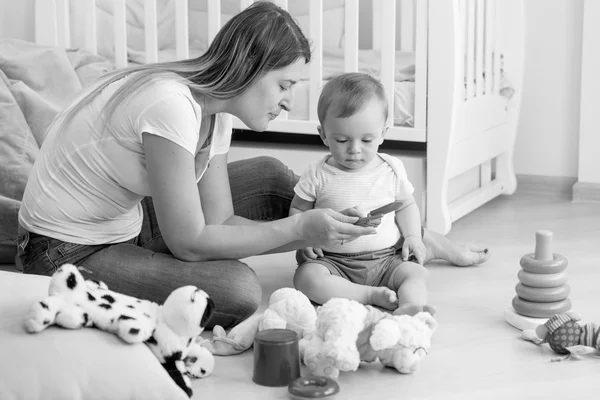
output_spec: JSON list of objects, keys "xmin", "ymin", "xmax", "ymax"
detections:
[{"xmin": 16, "ymin": 156, "xmax": 299, "ymax": 329}]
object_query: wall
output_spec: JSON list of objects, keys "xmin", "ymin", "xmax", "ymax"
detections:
[
  {"xmin": 0, "ymin": 0, "xmax": 34, "ymax": 41},
  {"xmin": 513, "ymin": 0, "xmax": 583, "ymax": 178},
  {"xmin": 577, "ymin": 0, "xmax": 600, "ymax": 185},
  {"xmin": 0, "ymin": 0, "xmax": 587, "ymax": 180}
]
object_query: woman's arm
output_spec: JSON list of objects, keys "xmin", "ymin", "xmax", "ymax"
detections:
[
  {"xmin": 195, "ymin": 153, "xmax": 255, "ymax": 226},
  {"xmin": 144, "ymin": 134, "xmax": 375, "ymax": 261}
]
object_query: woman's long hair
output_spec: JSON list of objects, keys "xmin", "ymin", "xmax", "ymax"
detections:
[{"xmin": 61, "ymin": 1, "xmax": 311, "ymax": 125}]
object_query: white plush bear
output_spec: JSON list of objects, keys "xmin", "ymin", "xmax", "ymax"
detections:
[
  {"xmin": 300, "ymin": 298, "xmax": 437, "ymax": 379},
  {"xmin": 24, "ymin": 264, "xmax": 215, "ymax": 398},
  {"xmin": 366, "ymin": 312, "xmax": 438, "ymax": 374},
  {"xmin": 259, "ymin": 287, "xmax": 317, "ymax": 337}
]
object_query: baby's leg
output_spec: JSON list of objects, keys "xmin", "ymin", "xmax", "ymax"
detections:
[
  {"xmin": 388, "ymin": 261, "xmax": 434, "ymax": 316},
  {"xmin": 293, "ymin": 263, "xmax": 397, "ymax": 310}
]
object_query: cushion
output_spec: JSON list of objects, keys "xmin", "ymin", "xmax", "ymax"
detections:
[
  {"xmin": 0, "ymin": 39, "xmax": 114, "ymax": 261},
  {"xmin": 0, "ymin": 271, "xmax": 188, "ymax": 400}
]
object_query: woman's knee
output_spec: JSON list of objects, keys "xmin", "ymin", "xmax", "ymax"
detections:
[
  {"xmin": 253, "ymin": 156, "xmax": 298, "ymax": 190},
  {"xmin": 208, "ymin": 260, "xmax": 262, "ymax": 328},
  {"xmin": 229, "ymin": 260, "xmax": 262, "ymax": 310}
]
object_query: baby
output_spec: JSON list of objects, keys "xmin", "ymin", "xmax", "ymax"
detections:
[{"xmin": 290, "ymin": 72, "xmax": 434, "ymax": 316}]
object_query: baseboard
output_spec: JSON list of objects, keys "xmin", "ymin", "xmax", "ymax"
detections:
[
  {"xmin": 515, "ymin": 174, "xmax": 577, "ymax": 198},
  {"xmin": 572, "ymin": 181, "xmax": 600, "ymax": 203}
]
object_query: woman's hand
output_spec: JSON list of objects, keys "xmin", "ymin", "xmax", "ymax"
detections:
[
  {"xmin": 338, "ymin": 206, "xmax": 367, "ymax": 218},
  {"xmin": 297, "ymin": 208, "xmax": 377, "ymax": 248}
]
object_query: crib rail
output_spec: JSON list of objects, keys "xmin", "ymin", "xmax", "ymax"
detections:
[
  {"xmin": 34, "ymin": 0, "xmax": 431, "ymax": 142},
  {"xmin": 427, "ymin": 0, "xmax": 523, "ymax": 233}
]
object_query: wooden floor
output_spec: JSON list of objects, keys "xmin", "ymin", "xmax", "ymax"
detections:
[{"xmin": 193, "ymin": 189, "xmax": 600, "ymax": 399}]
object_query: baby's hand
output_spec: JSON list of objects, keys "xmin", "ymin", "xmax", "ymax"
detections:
[
  {"xmin": 402, "ymin": 236, "xmax": 426, "ymax": 265},
  {"xmin": 300, "ymin": 246, "xmax": 324, "ymax": 260}
]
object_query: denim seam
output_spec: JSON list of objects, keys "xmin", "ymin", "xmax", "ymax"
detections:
[
  {"xmin": 45, "ymin": 248, "xmax": 59, "ymax": 274},
  {"xmin": 139, "ymin": 234, "xmax": 164, "ymax": 248},
  {"xmin": 233, "ymin": 191, "xmax": 294, "ymax": 204}
]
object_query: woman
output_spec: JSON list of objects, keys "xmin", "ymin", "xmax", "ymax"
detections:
[
  {"xmin": 17, "ymin": 2, "xmax": 376, "ymax": 329},
  {"xmin": 17, "ymin": 2, "xmax": 489, "ymax": 329}
]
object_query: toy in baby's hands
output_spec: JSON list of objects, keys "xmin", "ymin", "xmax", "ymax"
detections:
[
  {"xmin": 300, "ymin": 298, "xmax": 437, "ymax": 379},
  {"xmin": 24, "ymin": 263, "xmax": 215, "ymax": 398},
  {"xmin": 521, "ymin": 311, "xmax": 600, "ymax": 361}
]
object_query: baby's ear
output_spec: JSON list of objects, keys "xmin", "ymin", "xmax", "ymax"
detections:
[
  {"xmin": 381, "ymin": 124, "xmax": 390, "ymax": 140},
  {"xmin": 317, "ymin": 126, "xmax": 328, "ymax": 145}
]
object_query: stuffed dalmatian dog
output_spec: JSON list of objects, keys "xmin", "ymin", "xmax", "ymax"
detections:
[{"xmin": 24, "ymin": 263, "xmax": 215, "ymax": 398}]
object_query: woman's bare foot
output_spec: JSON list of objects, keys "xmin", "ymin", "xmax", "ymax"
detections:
[
  {"xmin": 368, "ymin": 287, "xmax": 398, "ymax": 310},
  {"xmin": 423, "ymin": 229, "xmax": 490, "ymax": 266},
  {"xmin": 444, "ymin": 243, "xmax": 490, "ymax": 266}
]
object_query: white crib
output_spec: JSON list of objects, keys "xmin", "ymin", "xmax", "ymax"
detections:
[{"xmin": 34, "ymin": 0, "xmax": 524, "ymax": 234}]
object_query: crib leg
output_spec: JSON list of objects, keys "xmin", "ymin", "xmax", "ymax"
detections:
[
  {"xmin": 496, "ymin": 151, "xmax": 518, "ymax": 195},
  {"xmin": 425, "ymin": 161, "xmax": 452, "ymax": 235}
]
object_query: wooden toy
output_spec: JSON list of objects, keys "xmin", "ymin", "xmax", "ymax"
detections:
[{"xmin": 504, "ymin": 230, "xmax": 572, "ymax": 330}]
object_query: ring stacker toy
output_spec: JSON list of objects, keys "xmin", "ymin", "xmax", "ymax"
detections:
[
  {"xmin": 354, "ymin": 200, "xmax": 404, "ymax": 228},
  {"xmin": 504, "ymin": 230, "xmax": 572, "ymax": 331},
  {"xmin": 288, "ymin": 376, "xmax": 340, "ymax": 400},
  {"xmin": 252, "ymin": 329, "xmax": 301, "ymax": 387}
]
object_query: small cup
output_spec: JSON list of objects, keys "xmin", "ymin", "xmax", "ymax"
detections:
[{"xmin": 252, "ymin": 328, "xmax": 300, "ymax": 387}]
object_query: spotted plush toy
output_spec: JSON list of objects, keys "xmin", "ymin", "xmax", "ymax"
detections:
[
  {"xmin": 521, "ymin": 311, "xmax": 600, "ymax": 360},
  {"xmin": 24, "ymin": 263, "xmax": 216, "ymax": 397}
]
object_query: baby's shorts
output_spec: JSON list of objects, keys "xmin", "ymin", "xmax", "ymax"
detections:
[
  {"xmin": 313, "ymin": 250, "xmax": 404, "ymax": 289},
  {"xmin": 297, "ymin": 229, "xmax": 423, "ymax": 289}
]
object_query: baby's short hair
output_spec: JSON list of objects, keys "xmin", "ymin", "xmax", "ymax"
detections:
[{"xmin": 317, "ymin": 72, "xmax": 388, "ymax": 125}]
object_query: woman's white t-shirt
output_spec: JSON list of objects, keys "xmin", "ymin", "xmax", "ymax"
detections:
[{"xmin": 19, "ymin": 77, "xmax": 232, "ymax": 245}]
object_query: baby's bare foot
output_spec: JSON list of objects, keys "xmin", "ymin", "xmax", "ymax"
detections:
[
  {"xmin": 393, "ymin": 303, "xmax": 423, "ymax": 316},
  {"xmin": 423, "ymin": 304, "xmax": 437, "ymax": 315},
  {"xmin": 368, "ymin": 287, "xmax": 398, "ymax": 310},
  {"xmin": 393, "ymin": 304, "xmax": 437, "ymax": 316}
]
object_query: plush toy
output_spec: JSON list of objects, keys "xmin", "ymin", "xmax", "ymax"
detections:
[
  {"xmin": 201, "ymin": 287, "xmax": 436, "ymax": 379},
  {"xmin": 201, "ymin": 287, "xmax": 317, "ymax": 356},
  {"xmin": 300, "ymin": 298, "xmax": 437, "ymax": 378},
  {"xmin": 24, "ymin": 263, "xmax": 215, "ymax": 397},
  {"xmin": 521, "ymin": 311, "xmax": 600, "ymax": 361},
  {"xmin": 258, "ymin": 287, "xmax": 317, "ymax": 336}
]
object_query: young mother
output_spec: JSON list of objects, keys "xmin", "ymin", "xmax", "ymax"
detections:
[{"xmin": 17, "ymin": 2, "xmax": 488, "ymax": 329}]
